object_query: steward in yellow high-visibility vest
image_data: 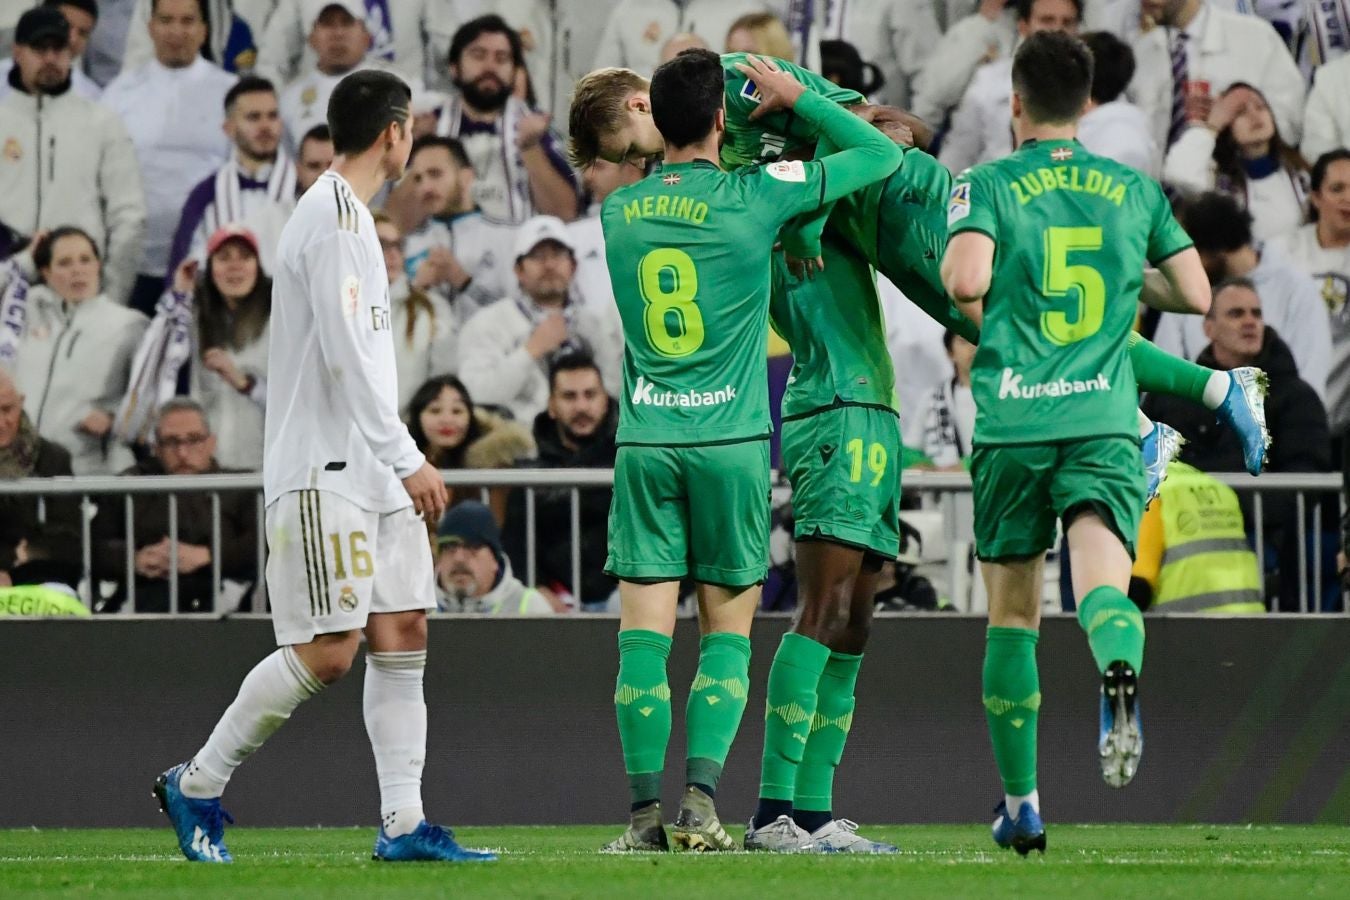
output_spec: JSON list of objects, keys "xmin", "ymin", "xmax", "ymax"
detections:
[{"xmin": 1130, "ymin": 462, "xmax": 1265, "ymax": 615}]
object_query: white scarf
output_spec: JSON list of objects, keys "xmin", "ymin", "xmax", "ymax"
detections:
[
  {"xmin": 114, "ymin": 289, "xmax": 194, "ymax": 445},
  {"xmin": 0, "ymin": 260, "xmax": 28, "ymax": 371},
  {"xmin": 436, "ymin": 94, "xmax": 532, "ymax": 223},
  {"xmin": 209, "ymin": 151, "xmax": 296, "ymax": 235}
]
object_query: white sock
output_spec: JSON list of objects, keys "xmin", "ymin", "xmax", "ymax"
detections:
[
  {"xmin": 1006, "ymin": 790, "xmax": 1040, "ymax": 817},
  {"xmin": 365, "ymin": 651, "xmax": 428, "ymax": 836},
  {"xmin": 1202, "ymin": 371, "xmax": 1231, "ymax": 410},
  {"xmin": 181, "ymin": 646, "xmax": 323, "ymax": 799},
  {"xmin": 1137, "ymin": 409, "xmax": 1154, "ymax": 439}
]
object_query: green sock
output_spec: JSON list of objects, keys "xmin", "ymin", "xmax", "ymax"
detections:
[
  {"xmin": 615, "ymin": 629, "xmax": 673, "ymax": 807},
  {"xmin": 795, "ymin": 650, "xmax": 862, "ymax": 813},
  {"xmin": 983, "ymin": 627, "xmax": 1040, "ymax": 796},
  {"xmin": 758, "ymin": 633, "xmax": 832, "ymax": 802},
  {"xmin": 1128, "ymin": 332, "xmax": 1213, "ymax": 405},
  {"xmin": 1077, "ymin": 585, "xmax": 1146, "ymax": 674},
  {"xmin": 685, "ymin": 632, "xmax": 751, "ymax": 793}
]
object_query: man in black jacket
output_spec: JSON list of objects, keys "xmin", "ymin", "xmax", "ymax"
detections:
[
  {"xmin": 1143, "ymin": 278, "xmax": 1333, "ymax": 610},
  {"xmin": 503, "ymin": 352, "xmax": 617, "ymax": 610},
  {"xmin": 92, "ymin": 398, "xmax": 258, "ymax": 613}
]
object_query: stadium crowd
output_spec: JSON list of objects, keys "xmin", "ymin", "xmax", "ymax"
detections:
[{"xmin": 1, "ymin": 0, "xmax": 1348, "ymax": 614}]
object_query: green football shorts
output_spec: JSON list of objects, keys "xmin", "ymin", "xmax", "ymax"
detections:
[
  {"xmin": 971, "ymin": 436, "xmax": 1145, "ymax": 561},
  {"xmin": 781, "ymin": 404, "xmax": 901, "ymax": 559},
  {"xmin": 605, "ymin": 439, "xmax": 770, "ymax": 588}
]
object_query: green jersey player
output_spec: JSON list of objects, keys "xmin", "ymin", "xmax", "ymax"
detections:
[
  {"xmin": 939, "ymin": 31, "xmax": 1213, "ymax": 855},
  {"xmin": 597, "ymin": 49, "xmax": 902, "ymax": 854}
]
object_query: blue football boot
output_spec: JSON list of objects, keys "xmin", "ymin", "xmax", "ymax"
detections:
[
  {"xmin": 1141, "ymin": 421, "xmax": 1185, "ymax": 508},
  {"xmin": 1214, "ymin": 367, "xmax": 1270, "ymax": 476},
  {"xmin": 153, "ymin": 762, "xmax": 233, "ymax": 863},
  {"xmin": 373, "ymin": 821, "xmax": 498, "ymax": 862},
  {"xmin": 991, "ymin": 800, "xmax": 1046, "ymax": 856}
]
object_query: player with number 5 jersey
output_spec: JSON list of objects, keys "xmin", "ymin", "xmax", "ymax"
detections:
[{"xmin": 597, "ymin": 49, "xmax": 902, "ymax": 854}]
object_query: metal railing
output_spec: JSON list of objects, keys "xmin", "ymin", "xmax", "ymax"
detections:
[{"xmin": 1, "ymin": 469, "xmax": 1344, "ymax": 615}]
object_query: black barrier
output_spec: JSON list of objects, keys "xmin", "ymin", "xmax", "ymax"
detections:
[{"xmin": 2, "ymin": 617, "xmax": 1348, "ymax": 827}]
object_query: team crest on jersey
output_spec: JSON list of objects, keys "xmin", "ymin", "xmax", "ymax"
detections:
[
  {"xmin": 1051, "ymin": 146, "xmax": 1073, "ymax": 162},
  {"xmin": 766, "ymin": 160, "xmax": 806, "ymax": 183},
  {"xmin": 947, "ymin": 182, "xmax": 971, "ymax": 224},
  {"xmin": 342, "ymin": 275, "xmax": 361, "ymax": 318},
  {"xmin": 740, "ymin": 79, "xmax": 763, "ymax": 104},
  {"xmin": 338, "ymin": 585, "xmax": 358, "ymax": 612},
  {"xmin": 662, "ymin": 173, "xmax": 681, "ymax": 185}
]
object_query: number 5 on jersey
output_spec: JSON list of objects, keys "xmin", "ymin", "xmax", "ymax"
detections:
[
  {"xmin": 1041, "ymin": 226, "xmax": 1105, "ymax": 346},
  {"xmin": 640, "ymin": 248, "xmax": 705, "ymax": 357}
]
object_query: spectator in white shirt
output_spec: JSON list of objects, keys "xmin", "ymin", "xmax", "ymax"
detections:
[
  {"xmin": 278, "ymin": 0, "xmax": 380, "ymax": 149},
  {"xmin": 123, "ymin": 0, "xmax": 265, "ymax": 77},
  {"xmin": 1302, "ymin": 52, "xmax": 1350, "ymax": 163},
  {"xmin": 1164, "ymin": 82, "xmax": 1310, "ymax": 241},
  {"xmin": 912, "ymin": 329, "xmax": 978, "ymax": 470},
  {"xmin": 0, "ymin": 0, "xmax": 102, "ymax": 102},
  {"xmin": 939, "ymin": 0, "xmax": 1081, "ymax": 176},
  {"xmin": 569, "ymin": 157, "xmax": 642, "ymax": 319},
  {"xmin": 1268, "ymin": 149, "xmax": 1350, "ymax": 431},
  {"xmin": 294, "ymin": 122, "xmax": 334, "ymax": 195},
  {"xmin": 169, "ymin": 76, "xmax": 295, "ymax": 277},
  {"xmin": 101, "ymin": 0, "xmax": 236, "ymax": 315},
  {"xmin": 819, "ymin": 0, "xmax": 942, "ymax": 110},
  {"xmin": 0, "ymin": 7, "xmax": 145, "ymax": 305},
  {"xmin": 592, "ymin": 0, "xmax": 780, "ymax": 78},
  {"xmin": 403, "ymin": 135, "xmax": 520, "ymax": 319},
  {"xmin": 1079, "ymin": 30, "xmax": 1159, "ymax": 177},
  {"xmin": 1129, "ymin": 0, "xmax": 1306, "ymax": 154},
  {"xmin": 912, "ymin": 0, "xmax": 1017, "ymax": 129},
  {"xmin": 456, "ymin": 215, "xmax": 621, "ymax": 424},
  {"xmin": 1152, "ymin": 191, "xmax": 1331, "ymax": 403},
  {"xmin": 372, "ymin": 211, "xmax": 457, "ymax": 413},
  {"xmin": 437, "ymin": 15, "xmax": 579, "ymax": 224},
  {"xmin": 495, "ymin": 0, "xmax": 604, "ymax": 120}
]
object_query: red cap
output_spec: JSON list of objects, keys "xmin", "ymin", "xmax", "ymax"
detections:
[{"xmin": 206, "ymin": 224, "xmax": 260, "ymax": 258}]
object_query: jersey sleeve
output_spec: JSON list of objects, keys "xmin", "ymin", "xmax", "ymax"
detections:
[
  {"xmin": 723, "ymin": 53, "xmax": 864, "ymax": 146},
  {"xmin": 946, "ymin": 167, "xmax": 999, "ymax": 243},
  {"xmin": 306, "ymin": 229, "xmax": 426, "ymax": 478},
  {"xmin": 1144, "ymin": 179, "xmax": 1194, "ymax": 265}
]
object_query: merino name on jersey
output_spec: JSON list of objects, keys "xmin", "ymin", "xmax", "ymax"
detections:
[
  {"xmin": 1008, "ymin": 165, "xmax": 1128, "ymax": 207},
  {"xmin": 621, "ymin": 193, "xmax": 710, "ymax": 225}
]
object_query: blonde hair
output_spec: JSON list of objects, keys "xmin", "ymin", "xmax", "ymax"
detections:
[
  {"xmin": 725, "ymin": 13, "xmax": 794, "ymax": 61},
  {"xmin": 567, "ymin": 67, "xmax": 650, "ymax": 168}
]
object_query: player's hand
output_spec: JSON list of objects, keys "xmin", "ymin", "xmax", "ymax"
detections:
[
  {"xmin": 172, "ymin": 257, "xmax": 199, "ymax": 295},
  {"xmin": 735, "ymin": 55, "xmax": 806, "ymax": 120},
  {"xmin": 516, "ymin": 112, "xmax": 552, "ymax": 150},
  {"xmin": 525, "ymin": 311, "xmax": 569, "ymax": 358},
  {"xmin": 786, "ymin": 254, "xmax": 825, "ymax": 280},
  {"xmin": 402, "ymin": 460, "xmax": 449, "ymax": 525}
]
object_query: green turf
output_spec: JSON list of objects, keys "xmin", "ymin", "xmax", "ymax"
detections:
[{"xmin": 2, "ymin": 826, "xmax": 1348, "ymax": 899}]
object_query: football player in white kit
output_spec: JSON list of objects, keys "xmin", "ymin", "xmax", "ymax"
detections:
[{"xmin": 154, "ymin": 69, "xmax": 496, "ymax": 865}]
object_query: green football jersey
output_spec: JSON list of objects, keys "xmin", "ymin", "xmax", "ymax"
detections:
[
  {"xmin": 719, "ymin": 52, "xmax": 863, "ymax": 170},
  {"xmin": 602, "ymin": 159, "xmax": 831, "ymax": 446},
  {"xmin": 947, "ymin": 138, "xmax": 1193, "ymax": 446},
  {"xmin": 769, "ymin": 236, "xmax": 894, "ymax": 416}
]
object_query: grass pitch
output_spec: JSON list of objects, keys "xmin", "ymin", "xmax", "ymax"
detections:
[{"xmin": 2, "ymin": 825, "xmax": 1347, "ymax": 898}]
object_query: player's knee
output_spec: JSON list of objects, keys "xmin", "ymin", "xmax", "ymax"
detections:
[
  {"xmin": 829, "ymin": 620, "xmax": 870, "ymax": 656},
  {"xmin": 298, "ymin": 632, "xmax": 362, "ymax": 684}
]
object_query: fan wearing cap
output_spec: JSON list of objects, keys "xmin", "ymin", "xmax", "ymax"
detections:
[
  {"xmin": 434, "ymin": 501, "xmax": 557, "ymax": 614},
  {"xmin": 0, "ymin": 0, "xmax": 102, "ymax": 102},
  {"xmin": 456, "ymin": 214, "xmax": 622, "ymax": 424},
  {"xmin": 277, "ymin": 0, "xmax": 424, "ymax": 151},
  {"xmin": 101, "ymin": 0, "xmax": 236, "ymax": 316},
  {"xmin": 0, "ymin": 5, "xmax": 146, "ymax": 305}
]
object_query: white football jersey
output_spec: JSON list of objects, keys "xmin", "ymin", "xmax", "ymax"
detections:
[{"xmin": 264, "ymin": 170, "xmax": 426, "ymax": 513}]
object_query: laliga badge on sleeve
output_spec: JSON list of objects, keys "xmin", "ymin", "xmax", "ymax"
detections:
[
  {"xmin": 947, "ymin": 182, "xmax": 971, "ymax": 225},
  {"xmin": 766, "ymin": 160, "xmax": 806, "ymax": 183},
  {"xmin": 342, "ymin": 275, "xmax": 361, "ymax": 318}
]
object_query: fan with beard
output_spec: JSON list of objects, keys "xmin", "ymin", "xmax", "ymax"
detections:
[{"xmin": 455, "ymin": 72, "xmax": 512, "ymax": 113}]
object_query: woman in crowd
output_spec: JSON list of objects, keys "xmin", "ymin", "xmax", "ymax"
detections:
[
  {"xmin": 724, "ymin": 12, "xmax": 795, "ymax": 60},
  {"xmin": 373, "ymin": 212, "xmax": 457, "ymax": 414},
  {"xmin": 14, "ymin": 228, "xmax": 147, "ymax": 475},
  {"xmin": 407, "ymin": 374, "xmax": 534, "ymax": 526},
  {"xmin": 1268, "ymin": 149, "xmax": 1350, "ymax": 435},
  {"xmin": 1164, "ymin": 82, "xmax": 1309, "ymax": 241},
  {"xmin": 179, "ymin": 225, "xmax": 272, "ymax": 471}
]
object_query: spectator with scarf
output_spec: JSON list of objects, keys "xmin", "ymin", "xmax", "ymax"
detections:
[
  {"xmin": 1164, "ymin": 82, "xmax": 1310, "ymax": 241},
  {"xmin": 437, "ymin": 15, "xmax": 578, "ymax": 225},
  {"xmin": 169, "ymin": 76, "xmax": 295, "ymax": 276},
  {"xmin": 101, "ymin": 0, "xmax": 236, "ymax": 315},
  {"xmin": 372, "ymin": 212, "xmax": 457, "ymax": 413},
  {"xmin": 117, "ymin": 225, "xmax": 271, "ymax": 470},
  {"xmin": 12, "ymin": 227, "xmax": 147, "ymax": 475}
]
